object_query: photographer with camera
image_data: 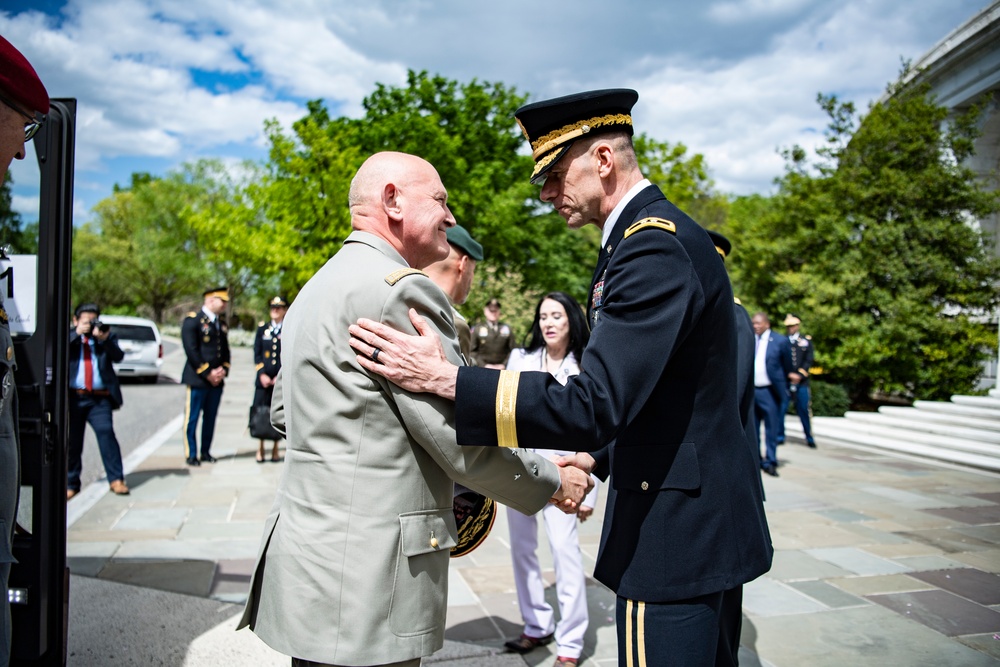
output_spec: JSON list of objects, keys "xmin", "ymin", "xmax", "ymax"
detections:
[{"xmin": 67, "ymin": 303, "xmax": 129, "ymax": 499}]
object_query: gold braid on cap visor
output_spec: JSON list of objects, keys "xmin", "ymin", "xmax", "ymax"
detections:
[{"xmin": 530, "ymin": 113, "xmax": 633, "ymax": 160}]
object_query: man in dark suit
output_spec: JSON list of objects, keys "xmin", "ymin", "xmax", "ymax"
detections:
[
  {"xmin": 350, "ymin": 89, "xmax": 772, "ymax": 667},
  {"xmin": 181, "ymin": 287, "xmax": 231, "ymax": 466},
  {"xmin": 752, "ymin": 312, "xmax": 793, "ymax": 476},
  {"xmin": 67, "ymin": 303, "xmax": 129, "ymax": 499},
  {"xmin": 783, "ymin": 314, "xmax": 817, "ymax": 447}
]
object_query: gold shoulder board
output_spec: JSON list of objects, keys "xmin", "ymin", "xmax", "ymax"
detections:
[
  {"xmin": 623, "ymin": 217, "xmax": 676, "ymax": 239},
  {"xmin": 734, "ymin": 297, "xmax": 742, "ymax": 305},
  {"xmin": 186, "ymin": 311, "xmax": 197, "ymax": 317},
  {"xmin": 258, "ymin": 321, "xmax": 266, "ymax": 327},
  {"xmin": 385, "ymin": 268, "xmax": 427, "ymax": 286}
]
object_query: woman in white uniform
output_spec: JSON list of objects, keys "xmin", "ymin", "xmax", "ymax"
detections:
[{"xmin": 503, "ymin": 291, "xmax": 599, "ymax": 667}]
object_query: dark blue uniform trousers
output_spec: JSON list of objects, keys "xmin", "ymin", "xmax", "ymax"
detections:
[
  {"xmin": 617, "ymin": 587, "xmax": 742, "ymax": 667},
  {"xmin": 185, "ymin": 385, "xmax": 223, "ymax": 459}
]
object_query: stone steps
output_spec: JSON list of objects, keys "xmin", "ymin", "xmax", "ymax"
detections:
[
  {"xmin": 781, "ymin": 388, "xmax": 1000, "ymax": 472},
  {"xmin": 874, "ymin": 406, "xmax": 1000, "ymax": 433}
]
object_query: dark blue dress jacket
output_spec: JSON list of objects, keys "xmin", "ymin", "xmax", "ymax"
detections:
[{"xmin": 455, "ymin": 184, "xmax": 773, "ymax": 602}]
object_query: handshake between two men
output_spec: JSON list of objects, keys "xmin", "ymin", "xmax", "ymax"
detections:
[{"xmin": 349, "ymin": 308, "xmax": 596, "ymax": 514}]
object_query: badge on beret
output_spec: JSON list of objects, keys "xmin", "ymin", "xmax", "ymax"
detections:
[{"xmin": 451, "ymin": 485, "xmax": 496, "ymax": 558}]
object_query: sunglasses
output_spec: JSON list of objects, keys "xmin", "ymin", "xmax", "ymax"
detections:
[{"xmin": 0, "ymin": 90, "xmax": 45, "ymax": 142}]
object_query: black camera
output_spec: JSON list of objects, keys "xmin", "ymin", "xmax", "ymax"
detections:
[{"xmin": 89, "ymin": 320, "xmax": 110, "ymax": 335}]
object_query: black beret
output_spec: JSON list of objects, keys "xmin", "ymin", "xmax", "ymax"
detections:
[{"xmin": 515, "ymin": 89, "xmax": 638, "ymax": 184}]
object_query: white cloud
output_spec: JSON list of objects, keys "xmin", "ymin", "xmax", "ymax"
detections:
[
  {"xmin": 708, "ymin": 0, "xmax": 812, "ymax": 23},
  {"xmin": 10, "ymin": 194, "xmax": 38, "ymax": 220},
  {"xmin": 1, "ymin": 0, "xmax": 991, "ymax": 221}
]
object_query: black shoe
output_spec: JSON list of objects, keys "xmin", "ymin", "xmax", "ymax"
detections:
[
  {"xmin": 504, "ymin": 632, "xmax": 554, "ymax": 654},
  {"xmin": 762, "ymin": 465, "xmax": 779, "ymax": 477},
  {"xmin": 185, "ymin": 457, "xmax": 201, "ymax": 467},
  {"xmin": 201, "ymin": 454, "xmax": 217, "ymax": 463},
  {"xmin": 807, "ymin": 439, "xmax": 817, "ymax": 448}
]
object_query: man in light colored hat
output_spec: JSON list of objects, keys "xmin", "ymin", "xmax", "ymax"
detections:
[
  {"xmin": 783, "ymin": 313, "xmax": 817, "ymax": 447},
  {"xmin": 424, "ymin": 224, "xmax": 482, "ymax": 361},
  {"xmin": 0, "ymin": 32, "xmax": 48, "ymax": 666},
  {"xmin": 351, "ymin": 90, "xmax": 772, "ymax": 667},
  {"xmin": 180, "ymin": 287, "xmax": 231, "ymax": 466}
]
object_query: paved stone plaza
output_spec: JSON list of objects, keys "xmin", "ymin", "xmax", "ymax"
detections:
[{"xmin": 64, "ymin": 342, "xmax": 1000, "ymax": 665}]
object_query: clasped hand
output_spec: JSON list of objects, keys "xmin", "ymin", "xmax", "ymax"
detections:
[{"xmin": 549, "ymin": 452, "xmax": 596, "ymax": 514}]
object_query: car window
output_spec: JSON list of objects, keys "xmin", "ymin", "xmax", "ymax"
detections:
[{"xmin": 109, "ymin": 324, "xmax": 157, "ymax": 342}]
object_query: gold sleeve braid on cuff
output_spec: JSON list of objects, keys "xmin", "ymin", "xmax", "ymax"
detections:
[
  {"xmin": 196, "ymin": 363, "xmax": 210, "ymax": 374},
  {"xmin": 495, "ymin": 370, "xmax": 520, "ymax": 448}
]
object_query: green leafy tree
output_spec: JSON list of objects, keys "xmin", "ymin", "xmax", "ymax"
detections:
[
  {"xmin": 0, "ymin": 177, "xmax": 35, "ymax": 253},
  {"xmin": 635, "ymin": 135, "xmax": 729, "ymax": 230},
  {"xmin": 728, "ymin": 74, "xmax": 1000, "ymax": 403},
  {"xmin": 254, "ymin": 71, "xmax": 726, "ymax": 314},
  {"xmin": 185, "ymin": 159, "xmax": 276, "ymax": 316},
  {"xmin": 76, "ymin": 173, "xmax": 212, "ymax": 322},
  {"xmin": 252, "ymin": 106, "xmax": 362, "ymax": 299},
  {"xmin": 254, "ymin": 72, "xmax": 597, "ymax": 306}
]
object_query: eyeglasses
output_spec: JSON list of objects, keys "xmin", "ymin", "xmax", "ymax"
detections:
[{"xmin": 0, "ymin": 90, "xmax": 45, "ymax": 142}]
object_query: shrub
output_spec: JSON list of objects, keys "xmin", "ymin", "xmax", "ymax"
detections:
[{"xmin": 802, "ymin": 380, "xmax": 851, "ymax": 417}]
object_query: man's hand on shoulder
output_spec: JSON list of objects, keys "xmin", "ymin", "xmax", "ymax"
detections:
[{"xmin": 349, "ymin": 308, "xmax": 459, "ymax": 400}]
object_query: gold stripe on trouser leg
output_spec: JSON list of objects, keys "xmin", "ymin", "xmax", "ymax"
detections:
[
  {"xmin": 625, "ymin": 599, "xmax": 634, "ymax": 667},
  {"xmin": 636, "ymin": 600, "xmax": 647, "ymax": 666},
  {"xmin": 183, "ymin": 386, "xmax": 191, "ymax": 455}
]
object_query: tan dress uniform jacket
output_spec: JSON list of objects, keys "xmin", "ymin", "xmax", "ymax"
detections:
[
  {"xmin": 470, "ymin": 320, "xmax": 514, "ymax": 367},
  {"xmin": 238, "ymin": 231, "xmax": 560, "ymax": 665}
]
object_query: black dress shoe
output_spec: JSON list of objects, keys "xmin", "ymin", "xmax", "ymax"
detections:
[
  {"xmin": 504, "ymin": 632, "xmax": 554, "ymax": 654},
  {"xmin": 201, "ymin": 454, "xmax": 217, "ymax": 463},
  {"xmin": 185, "ymin": 457, "xmax": 201, "ymax": 467},
  {"xmin": 762, "ymin": 465, "xmax": 779, "ymax": 477},
  {"xmin": 807, "ymin": 439, "xmax": 817, "ymax": 448}
]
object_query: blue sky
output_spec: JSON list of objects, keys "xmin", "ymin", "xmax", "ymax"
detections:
[{"xmin": 1, "ymin": 0, "xmax": 993, "ymax": 224}]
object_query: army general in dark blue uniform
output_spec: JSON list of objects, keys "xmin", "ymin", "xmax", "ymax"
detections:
[
  {"xmin": 351, "ymin": 90, "xmax": 773, "ymax": 667},
  {"xmin": 181, "ymin": 287, "xmax": 231, "ymax": 466}
]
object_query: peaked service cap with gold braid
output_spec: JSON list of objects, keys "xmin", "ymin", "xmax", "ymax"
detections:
[{"xmin": 515, "ymin": 88, "xmax": 639, "ymax": 185}]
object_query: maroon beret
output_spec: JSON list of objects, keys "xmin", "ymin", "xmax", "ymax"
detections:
[{"xmin": 0, "ymin": 34, "xmax": 49, "ymax": 115}]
